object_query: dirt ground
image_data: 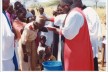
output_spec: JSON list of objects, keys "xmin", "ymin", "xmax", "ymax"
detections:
[{"xmin": 98, "ymin": 47, "xmax": 106, "ymax": 71}]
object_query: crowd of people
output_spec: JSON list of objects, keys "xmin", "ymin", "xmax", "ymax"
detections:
[{"xmin": 2, "ymin": 0, "xmax": 106, "ymax": 71}]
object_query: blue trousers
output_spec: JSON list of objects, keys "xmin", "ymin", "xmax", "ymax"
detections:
[{"xmin": 13, "ymin": 51, "xmax": 18, "ymax": 70}]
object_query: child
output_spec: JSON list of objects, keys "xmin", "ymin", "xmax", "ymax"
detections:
[{"xmin": 37, "ymin": 35, "xmax": 56, "ymax": 70}]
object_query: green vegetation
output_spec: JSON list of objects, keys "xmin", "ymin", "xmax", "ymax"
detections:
[{"xmin": 29, "ymin": 0, "xmax": 59, "ymax": 8}]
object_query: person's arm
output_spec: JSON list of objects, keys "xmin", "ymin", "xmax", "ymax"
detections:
[
  {"xmin": 49, "ymin": 17, "xmax": 54, "ymax": 22},
  {"xmin": 61, "ymin": 11, "xmax": 84, "ymax": 40},
  {"xmin": 39, "ymin": 27, "xmax": 48, "ymax": 32},
  {"xmin": 47, "ymin": 27, "xmax": 61, "ymax": 35},
  {"xmin": 21, "ymin": 28, "xmax": 29, "ymax": 62},
  {"xmin": 39, "ymin": 15, "xmax": 54, "ymax": 22},
  {"xmin": 47, "ymin": 11, "xmax": 84, "ymax": 40},
  {"xmin": 22, "ymin": 43, "xmax": 28, "ymax": 62}
]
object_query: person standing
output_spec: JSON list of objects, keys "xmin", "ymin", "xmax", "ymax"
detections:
[
  {"xmin": 2, "ymin": 0, "xmax": 15, "ymax": 71},
  {"xmin": 83, "ymin": 6, "xmax": 102, "ymax": 71},
  {"xmin": 19, "ymin": 18, "xmax": 45, "ymax": 71},
  {"xmin": 47, "ymin": 0, "xmax": 94, "ymax": 70}
]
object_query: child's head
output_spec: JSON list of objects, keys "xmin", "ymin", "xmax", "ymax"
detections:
[
  {"xmin": 36, "ymin": 17, "xmax": 46, "ymax": 29},
  {"xmin": 39, "ymin": 7, "xmax": 44, "ymax": 15},
  {"xmin": 40, "ymin": 35, "xmax": 46, "ymax": 45}
]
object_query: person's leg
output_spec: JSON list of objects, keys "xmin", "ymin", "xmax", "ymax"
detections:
[
  {"xmin": 2, "ymin": 59, "xmax": 15, "ymax": 71},
  {"xmin": 30, "ymin": 41, "xmax": 38, "ymax": 70},
  {"xmin": 94, "ymin": 57, "xmax": 98, "ymax": 71},
  {"xmin": 102, "ymin": 43, "xmax": 105, "ymax": 67}
]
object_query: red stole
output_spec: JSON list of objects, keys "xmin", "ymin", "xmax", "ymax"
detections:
[{"xmin": 63, "ymin": 7, "xmax": 94, "ymax": 70}]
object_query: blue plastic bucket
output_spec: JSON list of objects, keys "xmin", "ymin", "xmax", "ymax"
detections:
[{"xmin": 42, "ymin": 61, "xmax": 63, "ymax": 71}]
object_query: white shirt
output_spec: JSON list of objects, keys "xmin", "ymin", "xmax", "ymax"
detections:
[
  {"xmin": 54, "ymin": 14, "xmax": 67, "ymax": 27},
  {"xmin": 83, "ymin": 7, "xmax": 102, "ymax": 58},
  {"xmin": 2, "ymin": 13, "xmax": 15, "ymax": 60},
  {"xmin": 54, "ymin": 14, "xmax": 67, "ymax": 61},
  {"xmin": 21, "ymin": 22, "xmax": 38, "ymax": 44},
  {"xmin": 61, "ymin": 11, "xmax": 84, "ymax": 40}
]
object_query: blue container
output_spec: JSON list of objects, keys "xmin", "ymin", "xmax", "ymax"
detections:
[{"xmin": 42, "ymin": 61, "xmax": 63, "ymax": 71}]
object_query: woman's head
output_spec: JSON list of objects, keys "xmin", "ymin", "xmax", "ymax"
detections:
[
  {"xmin": 14, "ymin": 1, "xmax": 23, "ymax": 10},
  {"xmin": 17, "ymin": 7, "xmax": 27, "ymax": 21},
  {"xmin": 59, "ymin": 0, "xmax": 73, "ymax": 13},
  {"xmin": 57, "ymin": 4, "xmax": 64, "ymax": 14}
]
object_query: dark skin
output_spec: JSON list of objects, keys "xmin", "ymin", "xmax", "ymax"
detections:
[
  {"xmin": 3, "ymin": 0, "xmax": 10, "ymax": 11},
  {"xmin": 22, "ymin": 22, "xmax": 38, "ymax": 62},
  {"xmin": 30, "ymin": 9, "xmax": 36, "ymax": 21},
  {"xmin": 22, "ymin": 18, "xmax": 45, "ymax": 62},
  {"xmin": 57, "ymin": 5, "xmax": 64, "ymax": 14},
  {"xmin": 7, "ymin": 4, "xmax": 14, "ymax": 15},
  {"xmin": 39, "ymin": 7, "xmax": 44, "ymax": 15},
  {"xmin": 39, "ymin": 36, "xmax": 52, "ymax": 61},
  {"xmin": 16, "ymin": 7, "xmax": 28, "ymax": 62},
  {"xmin": 14, "ymin": 1, "xmax": 23, "ymax": 10},
  {"xmin": 40, "ymin": 36, "xmax": 47, "ymax": 47},
  {"xmin": 44, "ymin": 47, "xmax": 52, "ymax": 61},
  {"xmin": 53, "ymin": 10, "xmax": 58, "ymax": 17},
  {"xmin": 17, "ymin": 8, "xmax": 27, "ymax": 22},
  {"xmin": 31, "ymin": 9, "xmax": 35, "ymax": 16},
  {"xmin": 47, "ymin": 0, "xmax": 83, "ymax": 34}
]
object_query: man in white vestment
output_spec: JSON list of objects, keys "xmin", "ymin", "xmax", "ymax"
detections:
[
  {"xmin": 2, "ymin": 0, "xmax": 15, "ymax": 71},
  {"xmin": 83, "ymin": 6, "xmax": 102, "ymax": 70}
]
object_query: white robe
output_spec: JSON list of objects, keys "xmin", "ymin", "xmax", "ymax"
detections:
[
  {"xmin": 83, "ymin": 7, "xmax": 102, "ymax": 58},
  {"xmin": 2, "ymin": 12, "xmax": 15, "ymax": 70}
]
